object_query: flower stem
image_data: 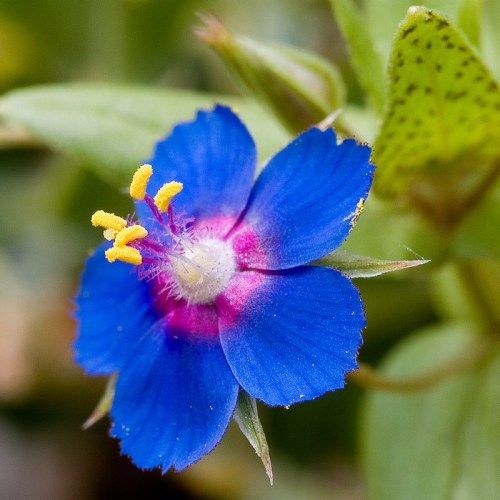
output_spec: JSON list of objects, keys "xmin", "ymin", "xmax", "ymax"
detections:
[
  {"xmin": 348, "ymin": 336, "xmax": 495, "ymax": 392},
  {"xmin": 454, "ymin": 260, "xmax": 500, "ymax": 336}
]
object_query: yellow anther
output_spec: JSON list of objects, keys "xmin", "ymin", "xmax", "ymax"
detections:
[
  {"xmin": 130, "ymin": 164, "xmax": 153, "ymax": 200},
  {"xmin": 91, "ymin": 210, "xmax": 127, "ymax": 232},
  {"xmin": 114, "ymin": 225, "xmax": 148, "ymax": 247},
  {"xmin": 154, "ymin": 181, "xmax": 183, "ymax": 212},
  {"xmin": 105, "ymin": 246, "xmax": 142, "ymax": 265}
]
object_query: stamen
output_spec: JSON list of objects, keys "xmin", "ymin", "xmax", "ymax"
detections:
[
  {"xmin": 105, "ymin": 246, "xmax": 142, "ymax": 265},
  {"xmin": 167, "ymin": 205, "xmax": 179, "ymax": 235},
  {"xmin": 144, "ymin": 194, "xmax": 165, "ymax": 224},
  {"xmin": 154, "ymin": 181, "xmax": 183, "ymax": 212},
  {"xmin": 91, "ymin": 210, "xmax": 127, "ymax": 231},
  {"xmin": 114, "ymin": 225, "xmax": 148, "ymax": 247},
  {"xmin": 130, "ymin": 164, "xmax": 153, "ymax": 200}
]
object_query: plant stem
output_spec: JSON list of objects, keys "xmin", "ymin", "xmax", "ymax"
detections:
[{"xmin": 348, "ymin": 336, "xmax": 495, "ymax": 392}]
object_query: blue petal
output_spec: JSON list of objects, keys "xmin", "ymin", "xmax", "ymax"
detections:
[
  {"xmin": 73, "ymin": 243, "xmax": 159, "ymax": 375},
  {"xmin": 138, "ymin": 105, "xmax": 257, "ymax": 231},
  {"xmin": 110, "ymin": 321, "xmax": 239, "ymax": 472},
  {"xmin": 218, "ymin": 266, "xmax": 364, "ymax": 406},
  {"xmin": 233, "ymin": 128, "xmax": 374, "ymax": 269}
]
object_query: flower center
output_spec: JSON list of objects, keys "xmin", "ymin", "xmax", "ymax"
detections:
[
  {"xmin": 90, "ymin": 164, "xmax": 237, "ymax": 305},
  {"xmin": 170, "ymin": 237, "xmax": 235, "ymax": 304}
]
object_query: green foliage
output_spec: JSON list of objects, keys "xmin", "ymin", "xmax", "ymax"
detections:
[
  {"xmin": 454, "ymin": 185, "xmax": 500, "ymax": 258},
  {"xmin": 329, "ymin": 0, "xmax": 386, "ymax": 113},
  {"xmin": 197, "ymin": 15, "xmax": 345, "ymax": 133},
  {"xmin": 362, "ymin": 323, "xmax": 500, "ymax": 500},
  {"xmin": 0, "ymin": 84, "xmax": 288, "ymax": 186},
  {"xmin": 457, "ymin": 0, "xmax": 483, "ymax": 47},
  {"xmin": 372, "ymin": 7, "xmax": 500, "ymax": 203},
  {"xmin": 482, "ymin": 0, "xmax": 500, "ymax": 78},
  {"xmin": 363, "ymin": 1, "xmax": 466, "ymax": 65}
]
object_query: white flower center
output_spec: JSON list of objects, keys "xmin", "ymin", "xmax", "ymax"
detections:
[{"xmin": 170, "ymin": 237, "xmax": 236, "ymax": 304}]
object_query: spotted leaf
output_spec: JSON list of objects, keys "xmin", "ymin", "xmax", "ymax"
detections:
[{"xmin": 373, "ymin": 7, "xmax": 500, "ymax": 199}]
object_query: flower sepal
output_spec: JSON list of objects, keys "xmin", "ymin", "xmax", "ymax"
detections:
[
  {"xmin": 233, "ymin": 390, "xmax": 273, "ymax": 485},
  {"xmin": 82, "ymin": 374, "xmax": 117, "ymax": 430},
  {"xmin": 195, "ymin": 14, "xmax": 345, "ymax": 134},
  {"xmin": 314, "ymin": 249, "xmax": 429, "ymax": 279}
]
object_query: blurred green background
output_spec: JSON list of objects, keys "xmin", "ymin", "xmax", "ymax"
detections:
[{"xmin": 0, "ymin": 1, "xmax": 458, "ymax": 499}]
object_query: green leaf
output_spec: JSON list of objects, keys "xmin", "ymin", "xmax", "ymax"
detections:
[
  {"xmin": 457, "ymin": 0, "xmax": 483, "ymax": 47},
  {"xmin": 431, "ymin": 261, "xmax": 500, "ymax": 329},
  {"xmin": 362, "ymin": 322, "xmax": 500, "ymax": 500},
  {"xmin": 0, "ymin": 83, "xmax": 289, "ymax": 186},
  {"xmin": 82, "ymin": 374, "xmax": 117, "ymax": 430},
  {"xmin": 372, "ymin": 7, "xmax": 500, "ymax": 200},
  {"xmin": 329, "ymin": 0, "xmax": 386, "ymax": 114},
  {"xmin": 314, "ymin": 249, "xmax": 429, "ymax": 278},
  {"xmin": 453, "ymin": 183, "xmax": 500, "ymax": 258},
  {"xmin": 339, "ymin": 105, "xmax": 379, "ymax": 144},
  {"xmin": 364, "ymin": 1, "xmax": 469, "ymax": 66},
  {"xmin": 482, "ymin": 0, "xmax": 500, "ymax": 80},
  {"xmin": 196, "ymin": 15, "xmax": 345, "ymax": 134},
  {"xmin": 233, "ymin": 390, "xmax": 273, "ymax": 484}
]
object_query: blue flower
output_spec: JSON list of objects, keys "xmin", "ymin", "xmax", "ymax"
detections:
[{"xmin": 74, "ymin": 105, "xmax": 374, "ymax": 472}]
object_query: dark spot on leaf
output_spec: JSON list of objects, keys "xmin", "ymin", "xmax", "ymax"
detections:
[
  {"xmin": 397, "ymin": 116, "xmax": 406, "ymax": 124},
  {"xmin": 426, "ymin": 41, "xmax": 432, "ymax": 49},
  {"xmin": 441, "ymin": 35, "xmax": 450, "ymax": 42},
  {"xmin": 429, "ymin": 109, "xmax": 436, "ymax": 116},
  {"xmin": 407, "ymin": 132, "xmax": 416, "ymax": 140},
  {"xmin": 425, "ymin": 86, "xmax": 432, "ymax": 94},
  {"xmin": 474, "ymin": 96, "xmax": 487, "ymax": 107},
  {"xmin": 416, "ymin": 56, "xmax": 424, "ymax": 64},
  {"xmin": 461, "ymin": 60, "xmax": 469, "ymax": 67},
  {"xmin": 397, "ymin": 60, "xmax": 404, "ymax": 67},
  {"xmin": 475, "ymin": 75, "xmax": 484, "ymax": 82},
  {"xmin": 424, "ymin": 11, "xmax": 435, "ymax": 23},
  {"xmin": 394, "ymin": 75, "xmax": 400, "ymax": 83},
  {"xmin": 402, "ymin": 26, "xmax": 417, "ymax": 38},
  {"xmin": 411, "ymin": 38, "xmax": 419, "ymax": 46},
  {"xmin": 406, "ymin": 83, "xmax": 417, "ymax": 94},
  {"xmin": 458, "ymin": 46, "xmax": 467, "ymax": 52},
  {"xmin": 436, "ymin": 19, "xmax": 449, "ymax": 30},
  {"xmin": 455, "ymin": 71, "xmax": 463, "ymax": 79},
  {"xmin": 487, "ymin": 81, "xmax": 497, "ymax": 92},
  {"xmin": 446, "ymin": 90, "xmax": 467, "ymax": 101},
  {"xmin": 446, "ymin": 42, "xmax": 455, "ymax": 49},
  {"xmin": 435, "ymin": 64, "xmax": 442, "ymax": 71},
  {"xmin": 386, "ymin": 132, "xmax": 394, "ymax": 139},
  {"xmin": 414, "ymin": 119, "xmax": 422, "ymax": 126}
]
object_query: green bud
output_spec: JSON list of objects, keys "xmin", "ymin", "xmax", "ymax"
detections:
[{"xmin": 196, "ymin": 14, "xmax": 345, "ymax": 133}]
